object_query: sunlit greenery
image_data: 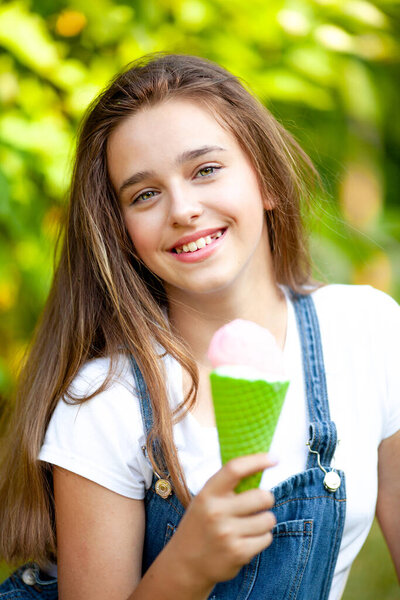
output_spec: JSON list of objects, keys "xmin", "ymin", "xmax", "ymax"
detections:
[{"xmin": 0, "ymin": 0, "xmax": 399, "ymax": 595}]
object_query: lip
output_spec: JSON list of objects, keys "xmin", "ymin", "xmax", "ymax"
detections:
[
  {"xmin": 168, "ymin": 227, "xmax": 226, "ymax": 251},
  {"xmin": 170, "ymin": 228, "xmax": 227, "ymax": 263}
]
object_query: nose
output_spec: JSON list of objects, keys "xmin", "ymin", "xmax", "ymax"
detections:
[{"xmin": 168, "ymin": 183, "xmax": 203, "ymax": 227}]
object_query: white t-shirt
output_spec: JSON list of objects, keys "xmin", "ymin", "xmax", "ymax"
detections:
[{"xmin": 39, "ymin": 284, "xmax": 400, "ymax": 598}]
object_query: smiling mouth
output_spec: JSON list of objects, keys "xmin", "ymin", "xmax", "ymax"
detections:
[{"xmin": 171, "ymin": 229, "xmax": 226, "ymax": 254}]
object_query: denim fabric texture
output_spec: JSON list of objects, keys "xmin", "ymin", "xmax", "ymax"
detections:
[
  {"xmin": 0, "ymin": 291, "xmax": 346, "ymax": 599},
  {"xmin": 0, "ymin": 564, "xmax": 57, "ymax": 599}
]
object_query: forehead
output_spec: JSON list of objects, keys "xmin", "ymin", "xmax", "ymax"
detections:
[{"xmin": 106, "ymin": 98, "xmax": 238, "ymax": 176}]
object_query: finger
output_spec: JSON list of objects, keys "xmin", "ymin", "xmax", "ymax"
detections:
[
  {"xmin": 205, "ymin": 454, "xmax": 277, "ymax": 496},
  {"xmin": 241, "ymin": 531, "xmax": 274, "ymax": 558},
  {"xmin": 230, "ymin": 488, "xmax": 275, "ymax": 516},
  {"xmin": 235, "ymin": 510, "xmax": 277, "ymax": 537}
]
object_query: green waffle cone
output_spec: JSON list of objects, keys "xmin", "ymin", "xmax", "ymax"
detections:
[{"xmin": 210, "ymin": 373, "xmax": 289, "ymax": 493}]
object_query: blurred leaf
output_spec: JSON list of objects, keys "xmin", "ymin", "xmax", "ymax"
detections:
[
  {"xmin": 341, "ymin": 1, "xmax": 388, "ymax": 28},
  {"xmin": 314, "ymin": 23, "xmax": 355, "ymax": 52},
  {"xmin": 340, "ymin": 60, "xmax": 381, "ymax": 124},
  {"xmin": 55, "ymin": 10, "xmax": 87, "ymax": 37},
  {"xmin": 286, "ymin": 45, "xmax": 336, "ymax": 84},
  {"xmin": 352, "ymin": 250, "xmax": 393, "ymax": 292},
  {"xmin": 340, "ymin": 161, "xmax": 382, "ymax": 229},
  {"xmin": 255, "ymin": 69, "xmax": 334, "ymax": 108},
  {"xmin": 0, "ymin": 2, "xmax": 60, "ymax": 72}
]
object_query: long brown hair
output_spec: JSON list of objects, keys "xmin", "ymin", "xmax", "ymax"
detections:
[{"xmin": 0, "ymin": 53, "xmax": 319, "ymax": 566}]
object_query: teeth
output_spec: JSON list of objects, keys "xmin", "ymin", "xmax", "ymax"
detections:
[{"xmin": 175, "ymin": 230, "xmax": 224, "ymax": 253}]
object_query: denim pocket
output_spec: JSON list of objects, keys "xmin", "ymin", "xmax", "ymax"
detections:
[{"xmin": 258, "ymin": 519, "xmax": 313, "ymax": 600}]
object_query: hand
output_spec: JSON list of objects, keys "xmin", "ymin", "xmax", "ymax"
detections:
[{"xmin": 165, "ymin": 453, "xmax": 277, "ymax": 593}]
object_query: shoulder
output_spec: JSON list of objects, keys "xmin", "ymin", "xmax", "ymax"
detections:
[
  {"xmin": 39, "ymin": 355, "xmax": 152, "ymax": 499},
  {"xmin": 311, "ymin": 282, "xmax": 397, "ymax": 309},
  {"xmin": 45, "ymin": 353, "xmax": 141, "ymax": 437},
  {"xmin": 57, "ymin": 350, "xmax": 179, "ymax": 428},
  {"xmin": 67, "ymin": 354, "xmax": 136, "ymax": 408},
  {"xmin": 307, "ymin": 285, "xmax": 400, "ymax": 441},
  {"xmin": 47, "ymin": 355, "xmax": 141, "ymax": 435},
  {"xmin": 304, "ymin": 284, "xmax": 399, "ymax": 370},
  {"xmin": 310, "ymin": 283, "xmax": 399, "ymax": 330}
]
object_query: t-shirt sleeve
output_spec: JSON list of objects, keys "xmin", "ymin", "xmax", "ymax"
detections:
[
  {"xmin": 371, "ymin": 287, "xmax": 400, "ymax": 440},
  {"xmin": 38, "ymin": 356, "xmax": 153, "ymax": 499}
]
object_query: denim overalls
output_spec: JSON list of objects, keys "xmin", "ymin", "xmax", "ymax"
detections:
[
  {"xmin": 133, "ymin": 291, "xmax": 346, "ymax": 600},
  {"xmin": 0, "ymin": 291, "xmax": 346, "ymax": 599}
]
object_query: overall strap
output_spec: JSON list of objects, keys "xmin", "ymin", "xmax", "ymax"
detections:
[
  {"xmin": 128, "ymin": 355, "xmax": 168, "ymax": 474},
  {"xmin": 290, "ymin": 290, "xmax": 338, "ymax": 469},
  {"xmin": 129, "ymin": 355, "xmax": 154, "ymax": 436}
]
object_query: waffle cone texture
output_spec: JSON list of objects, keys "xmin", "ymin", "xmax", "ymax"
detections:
[{"xmin": 210, "ymin": 373, "xmax": 289, "ymax": 493}]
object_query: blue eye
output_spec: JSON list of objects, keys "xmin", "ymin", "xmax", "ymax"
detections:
[{"xmin": 132, "ymin": 190, "xmax": 157, "ymax": 204}]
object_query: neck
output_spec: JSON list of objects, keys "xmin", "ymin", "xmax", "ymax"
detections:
[{"xmin": 167, "ymin": 274, "xmax": 287, "ymax": 367}]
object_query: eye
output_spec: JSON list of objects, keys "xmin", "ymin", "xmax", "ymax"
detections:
[
  {"xmin": 196, "ymin": 165, "xmax": 221, "ymax": 178},
  {"xmin": 131, "ymin": 189, "xmax": 157, "ymax": 205}
]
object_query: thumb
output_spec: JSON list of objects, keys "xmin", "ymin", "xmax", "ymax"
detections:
[{"xmin": 205, "ymin": 453, "xmax": 277, "ymax": 495}]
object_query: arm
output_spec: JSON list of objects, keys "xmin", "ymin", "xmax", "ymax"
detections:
[
  {"xmin": 376, "ymin": 429, "xmax": 400, "ymax": 581},
  {"xmin": 54, "ymin": 454, "xmax": 277, "ymax": 600},
  {"xmin": 54, "ymin": 466, "xmax": 145, "ymax": 599}
]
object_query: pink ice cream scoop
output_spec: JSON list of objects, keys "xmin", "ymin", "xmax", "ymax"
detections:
[{"xmin": 207, "ymin": 318, "xmax": 286, "ymax": 379}]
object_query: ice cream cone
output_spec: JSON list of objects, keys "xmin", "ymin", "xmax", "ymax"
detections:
[
  {"xmin": 210, "ymin": 371, "xmax": 289, "ymax": 492},
  {"xmin": 208, "ymin": 319, "xmax": 290, "ymax": 493}
]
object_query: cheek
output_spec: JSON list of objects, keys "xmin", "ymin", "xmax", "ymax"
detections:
[
  {"xmin": 220, "ymin": 168, "xmax": 263, "ymax": 206},
  {"xmin": 218, "ymin": 176, "xmax": 264, "ymax": 222},
  {"xmin": 124, "ymin": 215, "xmax": 157, "ymax": 260}
]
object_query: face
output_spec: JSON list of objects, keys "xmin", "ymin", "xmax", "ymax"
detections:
[{"xmin": 107, "ymin": 98, "xmax": 273, "ymax": 301}]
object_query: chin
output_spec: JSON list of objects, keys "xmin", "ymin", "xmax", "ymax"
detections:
[{"xmin": 176, "ymin": 275, "xmax": 238, "ymax": 297}]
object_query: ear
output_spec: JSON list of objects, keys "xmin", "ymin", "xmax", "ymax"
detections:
[{"xmin": 263, "ymin": 194, "xmax": 276, "ymax": 211}]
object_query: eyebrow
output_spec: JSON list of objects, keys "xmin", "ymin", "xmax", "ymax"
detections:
[{"xmin": 118, "ymin": 145, "xmax": 226, "ymax": 196}]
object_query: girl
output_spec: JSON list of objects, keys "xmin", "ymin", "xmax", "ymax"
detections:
[{"xmin": 0, "ymin": 53, "xmax": 399, "ymax": 600}]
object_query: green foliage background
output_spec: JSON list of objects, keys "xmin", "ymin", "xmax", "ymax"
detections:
[{"xmin": 0, "ymin": 0, "xmax": 399, "ymax": 594}]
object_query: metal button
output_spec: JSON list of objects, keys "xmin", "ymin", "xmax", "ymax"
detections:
[
  {"xmin": 323, "ymin": 470, "xmax": 341, "ymax": 492},
  {"xmin": 307, "ymin": 441, "xmax": 341, "ymax": 493},
  {"xmin": 22, "ymin": 567, "xmax": 36, "ymax": 586},
  {"xmin": 155, "ymin": 478, "xmax": 172, "ymax": 499}
]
